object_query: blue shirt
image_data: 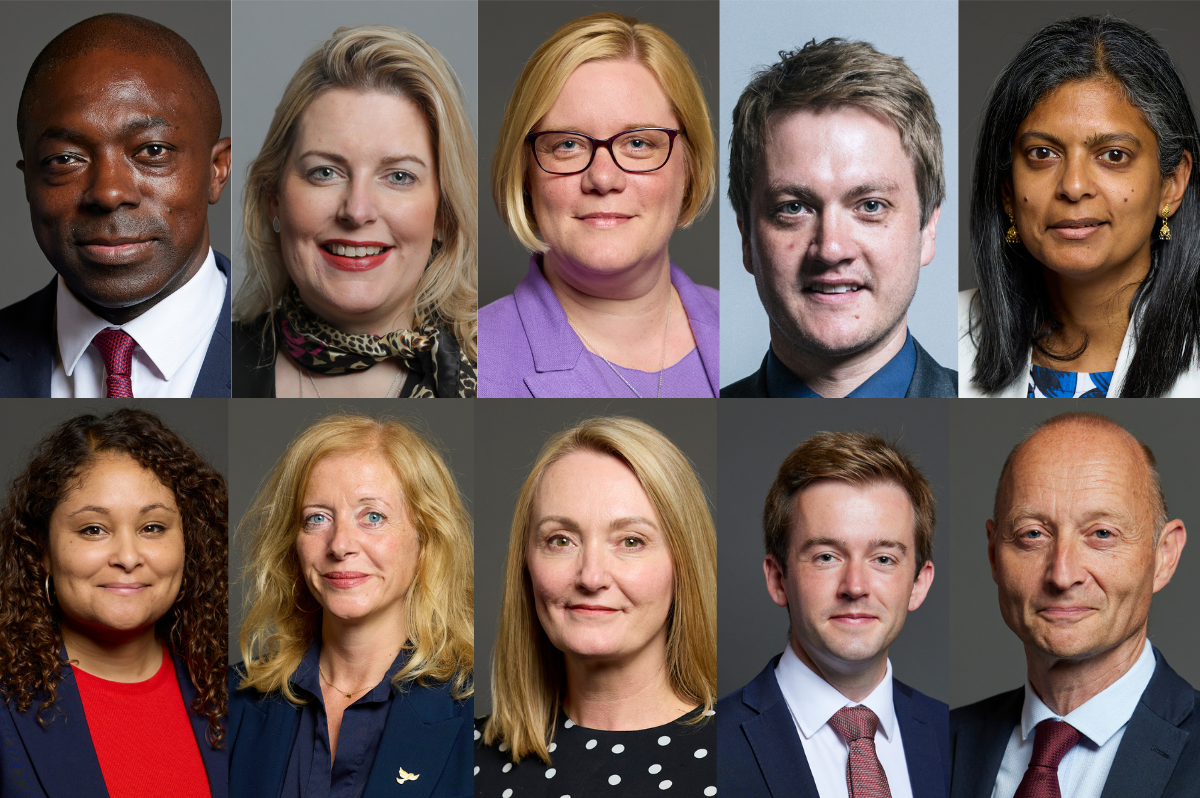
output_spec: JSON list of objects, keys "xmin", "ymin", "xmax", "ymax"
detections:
[{"xmin": 765, "ymin": 330, "xmax": 917, "ymax": 398}]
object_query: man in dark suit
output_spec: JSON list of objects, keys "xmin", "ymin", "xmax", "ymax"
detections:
[
  {"xmin": 722, "ymin": 38, "xmax": 955, "ymax": 398},
  {"xmin": 951, "ymin": 413, "xmax": 1197, "ymax": 798},
  {"xmin": 719, "ymin": 432, "xmax": 950, "ymax": 797},
  {"xmin": 0, "ymin": 13, "xmax": 231, "ymax": 397}
]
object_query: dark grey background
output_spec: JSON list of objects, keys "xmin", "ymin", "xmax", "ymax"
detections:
[
  {"xmin": 227, "ymin": 399, "xmax": 474, "ymax": 665},
  {"xmin": 949, "ymin": 400, "xmax": 1200, "ymax": 709},
  {"xmin": 959, "ymin": 1, "xmax": 1200, "ymax": 290},
  {"xmin": 0, "ymin": 1, "xmax": 232, "ymax": 303},
  {"xmin": 477, "ymin": 0, "xmax": 719, "ymax": 308},
  {"xmin": 474, "ymin": 398, "xmax": 717, "ymax": 716},
  {"xmin": 717, "ymin": 399, "xmax": 950, "ymax": 703}
]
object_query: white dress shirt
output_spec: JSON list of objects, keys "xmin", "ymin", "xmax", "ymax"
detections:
[
  {"xmin": 51, "ymin": 248, "xmax": 226, "ymax": 398},
  {"xmin": 991, "ymin": 638, "xmax": 1156, "ymax": 798},
  {"xmin": 775, "ymin": 645, "xmax": 915, "ymax": 798}
]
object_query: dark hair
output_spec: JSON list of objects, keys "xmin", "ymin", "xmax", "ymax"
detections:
[
  {"xmin": 968, "ymin": 15, "xmax": 1200, "ymax": 397},
  {"xmin": 0, "ymin": 409, "xmax": 228, "ymax": 745}
]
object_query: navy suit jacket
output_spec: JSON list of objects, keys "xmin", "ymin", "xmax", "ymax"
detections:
[
  {"xmin": 0, "ymin": 251, "xmax": 232, "ymax": 397},
  {"xmin": 949, "ymin": 647, "xmax": 1200, "ymax": 798},
  {"xmin": 228, "ymin": 668, "xmax": 472, "ymax": 798},
  {"xmin": 718, "ymin": 655, "xmax": 950, "ymax": 797},
  {"xmin": 0, "ymin": 652, "xmax": 228, "ymax": 798}
]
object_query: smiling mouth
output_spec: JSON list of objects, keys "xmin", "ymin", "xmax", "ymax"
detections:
[
  {"xmin": 322, "ymin": 572, "xmax": 371, "ymax": 589},
  {"xmin": 321, "ymin": 243, "xmax": 391, "ymax": 258},
  {"xmin": 807, "ymin": 284, "xmax": 863, "ymax": 294},
  {"xmin": 100, "ymin": 583, "xmax": 150, "ymax": 594}
]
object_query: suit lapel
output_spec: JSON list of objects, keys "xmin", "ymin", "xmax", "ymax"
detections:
[
  {"xmin": 0, "ymin": 278, "xmax": 56, "ymax": 397},
  {"xmin": 7, "ymin": 667, "xmax": 108, "ymax": 798},
  {"xmin": 176, "ymin": 653, "xmax": 227, "ymax": 798},
  {"xmin": 740, "ymin": 661, "xmax": 820, "ymax": 798},
  {"xmin": 192, "ymin": 250, "xmax": 232, "ymax": 397},
  {"xmin": 228, "ymin": 693, "xmax": 300, "ymax": 798},
  {"xmin": 951, "ymin": 689, "xmax": 1021, "ymax": 798},
  {"xmin": 894, "ymin": 681, "xmax": 946, "ymax": 798},
  {"xmin": 364, "ymin": 686, "xmax": 465, "ymax": 798}
]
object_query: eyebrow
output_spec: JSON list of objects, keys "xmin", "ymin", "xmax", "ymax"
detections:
[
  {"xmin": 297, "ymin": 149, "xmax": 428, "ymax": 169},
  {"xmin": 68, "ymin": 502, "xmax": 174, "ymax": 517},
  {"xmin": 535, "ymin": 515, "xmax": 660, "ymax": 532},
  {"xmin": 1017, "ymin": 130, "xmax": 1142, "ymax": 149},
  {"xmin": 798, "ymin": 536, "xmax": 907, "ymax": 552},
  {"xmin": 763, "ymin": 179, "xmax": 901, "ymax": 205},
  {"xmin": 38, "ymin": 116, "xmax": 175, "ymax": 146}
]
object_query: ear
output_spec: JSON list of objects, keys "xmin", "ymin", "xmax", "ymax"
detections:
[
  {"xmin": 1152, "ymin": 519, "xmax": 1186, "ymax": 593},
  {"xmin": 986, "ymin": 519, "xmax": 1000, "ymax": 584},
  {"xmin": 209, "ymin": 137, "xmax": 232, "ymax": 205},
  {"xmin": 763, "ymin": 554, "xmax": 789, "ymax": 608},
  {"xmin": 738, "ymin": 214, "xmax": 756, "ymax": 276},
  {"xmin": 1160, "ymin": 150, "xmax": 1193, "ymax": 215},
  {"xmin": 267, "ymin": 191, "xmax": 279, "ymax": 227},
  {"xmin": 907, "ymin": 559, "xmax": 934, "ymax": 612},
  {"xmin": 919, "ymin": 205, "xmax": 941, "ymax": 267}
]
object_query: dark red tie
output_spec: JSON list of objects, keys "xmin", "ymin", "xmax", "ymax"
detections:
[
  {"xmin": 829, "ymin": 706, "xmax": 892, "ymax": 798},
  {"xmin": 92, "ymin": 328, "xmax": 136, "ymax": 398},
  {"xmin": 1014, "ymin": 719, "xmax": 1083, "ymax": 798}
]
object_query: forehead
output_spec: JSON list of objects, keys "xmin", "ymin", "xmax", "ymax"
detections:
[
  {"xmin": 293, "ymin": 89, "xmax": 433, "ymax": 161},
  {"xmin": 535, "ymin": 450, "xmax": 657, "ymax": 516},
  {"xmin": 64, "ymin": 451, "xmax": 172, "ymax": 499},
  {"xmin": 305, "ymin": 450, "xmax": 402, "ymax": 495},
  {"xmin": 788, "ymin": 479, "xmax": 917, "ymax": 548},
  {"xmin": 1018, "ymin": 78, "xmax": 1157, "ymax": 146},
  {"xmin": 538, "ymin": 59, "xmax": 678, "ymax": 135}
]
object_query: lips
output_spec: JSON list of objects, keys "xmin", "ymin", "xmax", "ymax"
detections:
[
  {"xmin": 804, "ymin": 279, "xmax": 867, "ymax": 304},
  {"xmin": 78, "ymin": 238, "xmax": 157, "ymax": 265},
  {"xmin": 568, "ymin": 603, "xmax": 619, "ymax": 615},
  {"xmin": 829, "ymin": 612, "xmax": 878, "ymax": 625},
  {"xmin": 577, "ymin": 212, "xmax": 633, "ymax": 229},
  {"xmin": 1049, "ymin": 218, "xmax": 1107, "ymax": 240},
  {"xmin": 1037, "ymin": 605, "xmax": 1096, "ymax": 619},
  {"xmin": 318, "ymin": 240, "xmax": 393, "ymax": 272},
  {"xmin": 322, "ymin": 571, "xmax": 371, "ymax": 589},
  {"xmin": 100, "ymin": 583, "xmax": 150, "ymax": 595}
]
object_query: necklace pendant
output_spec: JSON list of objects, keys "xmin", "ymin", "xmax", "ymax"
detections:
[{"xmin": 343, "ymin": 691, "xmax": 353, "ymax": 699}]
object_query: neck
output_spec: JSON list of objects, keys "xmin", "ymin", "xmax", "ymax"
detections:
[
  {"xmin": 1025, "ymin": 627, "xmax": 1147, "ymax": 717},
  {"xmin": 561, "ymin": 636, "xmax": 691, "ymax": 730},
  {"xmin": 73, "ymin": 237, "xmax": 210, "ymax": 326},
  {"xmin": 60, "ymin": 619, "xmax": 162, "ymax": 683},
  {"xmin": 771, "ymin": 320, "xmax": 908, "ymax": 398},
  {"xmin": 542, "ymin": 247, "xmax": 672, "ymax": 304},
  {"xmin": 297, "ymin": 289, "xmax": 416, "ymax": 337},
  {"xmin": 319, "ymin": 608, "xmax": 408, "ymax": 690},
  {"xmin": 791, "ymin": 637, "xmax": 888, "ymax": 704},
  {"xmin": 1039, "ymin": 252, "xmax": 1149, "ymax": 368}
]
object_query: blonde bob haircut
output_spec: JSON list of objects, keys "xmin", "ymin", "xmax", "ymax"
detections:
[
  {"xmin": 238, "ymin": 414, "xmax": 473, "ymax": 702},
  {"xmin": 483, "ymin": 416, "xmax": 716, "ymax": 764},
  {"xmin": 236, "ymin": 25, "xmax": 478, "ymax": 360},
  {"xmin": 492, "ymin": 13, "xmax": 716, "ymax": 253}
]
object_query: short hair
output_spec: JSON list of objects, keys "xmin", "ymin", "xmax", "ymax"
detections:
[
  {"xmin": 0, "ymin": 409, "xmax": 227, "ymax": 744},
  {"xmin": 483, "ymin": 417, "xmax": 716, "ymax": 764},
  {"xmin": 967, "ymin": 16, "xmax": 1200, "ymax": 397},
  {"xmin": 729, "ymin": 38, "xmax": 944, "ymax": 227},
  {"xmin": 18, "ymin": 13, "xmax": 222, "ymax": 147},
  {"xmin": 492, "ymin": 12, "xmax": 716, "ymax": 252},
  {"xmin": 238, "ymin": 414, "xmax": 473, "ymax": 702},
  {"xmin": 236, "ymin": 26, "xmax": 478, "ymax": 361},
  {"xmin": 763, "ymin": 431, "xmax": 936, "ymax": 577}
]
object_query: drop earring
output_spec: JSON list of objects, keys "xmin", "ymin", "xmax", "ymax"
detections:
[
  {"xmin": 1159, "ymin": 205, "xmax": 1171, "ymax": 241},
  {"xmin": 1005, "ymin": 209, "xmax": 1020, "ymax": 244},
  {"xmin": 273, "ymin": 217, "xmax": 281, "ymax": 233}
]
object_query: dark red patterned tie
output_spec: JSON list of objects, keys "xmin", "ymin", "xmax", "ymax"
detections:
[
  {"xmin": 92, "ymin": 328, "xmax": 136, "ymax": 398},
  {"xmin": 829, "ymin": 706, "xmax": 892, "ymax": 798},
  {"xmin": 1013, "ymin": 719, "xmax": 1083, "ymax": 798}
]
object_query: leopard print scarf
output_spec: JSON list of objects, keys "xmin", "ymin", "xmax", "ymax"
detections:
[{"xmin": 277, "ymin": 286, "xmax": 477, "ymax": 398}]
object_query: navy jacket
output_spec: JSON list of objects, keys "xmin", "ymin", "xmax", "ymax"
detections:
[
  {"xmin": 949, "ymin": 647, "xmax": 1200, "ymax": 798},
  {"xmin": 718, "ymin": 655, "xmax": 950, "ymax": 797},
  {"xmin": 0, "ymin": 252, "xmax": 233, "ymax": 397},
  {"xmin": 0, "ymin": 652, "xmax": 228, "ymax": 798}
]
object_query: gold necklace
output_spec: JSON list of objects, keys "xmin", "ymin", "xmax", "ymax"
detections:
[{"xmin": 319, "ymin": 664, "xmax": 372, "ymax": 700}]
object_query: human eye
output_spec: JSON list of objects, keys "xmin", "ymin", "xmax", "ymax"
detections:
[
  {"xmin": 547, "ymin": 534, "xmax": 573, "ymax": 549},
  {"xmin": 302, "ymin": 512, "xmax": 331, "ymax": 531},
  {"xmin": 1099, "ymin": 149, "xmax": 1129, "ymax": 165},
  {"xmin": 814, "ymin": 552, "xmax": 836, "ymax": 563},
  {"xmin": 1092, "ymin": 527, "xmax": 1115, "ymax": 540},
  {"xmin": 1027, "ymin": 146, "xmax": 1058, "ymax": 162},
  {"xmin": 141, "ymin": 523, "xmax": 167, "ymax": 535},
  {"xmin": 775, "ymin": 201, "xmax": 808, "ymax": 217},
  {"xmin": 360, "ymin": 510, "xmax": 386, "ymax": 528},
  {"xmin": 307, "ymin": 166, "xmax": 340, "ymax": 183},
  {"xmin": 386, "ymin": 170, "xmax": 415, "ymax": 187},
  {"xmin": 619, "ymin": 535, "xmax": 646, "ymax": 549},
  {"xmin": 137, "ymin": 142, "xmax": 172, "ymax": 161},
  {"xmin": 42, "ymin": 152, "xmax": 84, "ymax": 170},
  {"xmin": 874, "ymin": 554, "xmax": 896, "ymax": 566},
  {"xmin": 860, "ymin": 199, "xmax": 886, "ymax": 214},
  {"xmin": 78, "ymin": 524, "xmax": 107, "ymax": 538}
]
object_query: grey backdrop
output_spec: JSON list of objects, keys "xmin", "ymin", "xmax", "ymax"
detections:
[
  {"xmin": 227, "ymin": 399, "xmax": 474, "ymax": 665},
  {"xmin": 959, "ymin": 1, "xmax": 1200, "ymax": 290},
  {"xmin": 231, "ymin": 0, "xmax": 479, "ymax": 302},
  {"xmin": 949, "ymin": 400, "xmax": 1200, "ymax": 709},
  {"xmin": 477, "ymin": 0, "xmax": 719, "ymax": 308},
  {"xmin": 717, "ymin": 399, "xmax": 950, "ymax": 703},
  {"xmin": 474, "ymin": 399, "xmax": 717, "ymax": 716},
  {"xmin": 719, "ymin": 0, "xmax": 959, "ymax": 385},
  {"xmin": 0, "ymin": 1, "xmax": 232, "ymax": 304}
]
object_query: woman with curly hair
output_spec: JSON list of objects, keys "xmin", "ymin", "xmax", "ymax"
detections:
[
  {"xmin": 228, "ymin": 414, "xmax": 473, "ymax": 798},
  {"xmin": 0, "ymin": 408, "xmax": 229, "ymax": 798}
]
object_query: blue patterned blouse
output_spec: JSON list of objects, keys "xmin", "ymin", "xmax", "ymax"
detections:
[{"xmin": 1028, "ymin": 364, "xmax": 1114, "ymax": 398}]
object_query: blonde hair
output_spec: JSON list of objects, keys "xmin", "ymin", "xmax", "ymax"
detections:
[
  {"xmin": 238, "ymin": 414, "xmax": 473, "ymax": 702},
  {"xmin": 483, "ymin": 416, "xmax": 716, "ymax": 763},
  {"xmin": 236, "ymin": 25, "xmax": 477, "ymax": 360},
  {"xmin": 492, "ymin": 12, "xmax": 716, "ymax": 252}
]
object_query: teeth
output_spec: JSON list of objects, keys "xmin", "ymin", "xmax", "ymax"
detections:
[
  {"xmin": 812, "ymin": 284, "xmax": 860, "ymax": 294},
  {"xmin": 328, "ymin": 244, "xmax": 384, "ymax": 257}
]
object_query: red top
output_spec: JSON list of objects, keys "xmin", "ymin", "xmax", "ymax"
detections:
[{"xmin": 74, "ymin": 645, "xmax": 211, "ymax": 798}]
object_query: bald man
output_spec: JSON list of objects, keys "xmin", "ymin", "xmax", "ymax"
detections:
[
  {"xmin": 0, "ymin": 13, "xmax": 231, "ymax": 397},
  {"xmin": 950, "ymin": 413, "xmax": 1199, "ymax": 798}
]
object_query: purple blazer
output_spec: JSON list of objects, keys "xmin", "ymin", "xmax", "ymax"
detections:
[{"xmin": 479, "ymin": 257, "xmax": 720, "ymax": 398}]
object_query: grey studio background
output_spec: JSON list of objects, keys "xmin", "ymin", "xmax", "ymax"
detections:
[
  {"xmin": 474, "ymin": 399, "xmax": 717, "ymax": 716},
  {"xmin": 717, "ymin": 400, "xmax": 950, "ymax": 703},
  {"xmin": 0, "ymin": 1, "xmax": 232, "ymax": 303},
  {"xmin": 231, "ymin": 0, "xmax": 479, "ymax": 300},
  {"xmin": 477, "ymin": 0, "xmax": 719, "ymax": 307},
  {"xmin": 959, "ymin": 1, "xmax": 1200, "ymax": 290},
  {"xmin": 949, "ymin": 401, "xmax": 1200, "ymax": 709},
  {"xmin": 719, "ymin": 1, "xmax": 959, "ymax": 386},
  {"xmin": 227, "ymin": 399, "xmax": 474, "ymax": 665}
]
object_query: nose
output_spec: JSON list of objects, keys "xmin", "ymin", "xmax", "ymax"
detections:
[
  {"xmin": 1057, "ymin": 153, "xmax": 1096, "ymax": 203},
  {"xmin": 328, "ymin": 516, "xmax": 358, "ymax": 560},
  {"xmin": 337, "ymin": 177, "xmax": 378, "ymax": 227},
  {"xmin": 810, "ymin": 208, "xmax": 859, "ymax": 266},
  {"xmin": 1047, "ymin": 534, "xmax": 1087, "ymax": 591},
  {"xmin": 579, "ymin": 144, "xmax": 626, "ymax": 195},
  {"xmin": 110, "ymin": 529, "xmax": 144, "ymax": 572},
  {"xmin": 82, "ymin": 152, "xmax": 140, "ymax": 212},
  {"xmin": 838, "ymin": 558, "xmax": 869, "ymax": 601},
  {"xmin": 577, "ymin": 540, "xmax": 611, "ymax": 593}
]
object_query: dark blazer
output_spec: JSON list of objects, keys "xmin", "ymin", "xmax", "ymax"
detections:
[
  {"xmin": 0, "ymin": 653, "xmax": 228, "ymax": 798},
  {"xmin": 950, "ymin": 647, "xmax": 1200, "ymax": 798},
  {"xmin": 718, "ymin": 655, "xmax": 950, "ymax": 798},
  {"xmin": 228, "ymin": 668, "xmax": 472, "ymax": 798},
  {"xmin": 0, "ymin": 252, "xmax": 233, "ymax": 398},
  {"xmin": 721, "ymin": 336, "xmax": 958, "ymax": 398}
]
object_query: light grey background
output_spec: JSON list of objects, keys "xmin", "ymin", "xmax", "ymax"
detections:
[
  {"xmin": 230, "ymin": 0, "xmax": 479, "ymax": 301},
  {"xmin": 719, "ymin": 0, "xmax": 959, "ymax": 385},
  {"xmin": 474, "ymin": 399, "xmax": 717, "ymax": 716},
  {"xmin": 949, "ymin": 400, "xmax": 1200, "ymax": 709},
  {"xmin": 717, "ymin": 399, "xmax": 950, "ymax": 703},
  {"xmin": 477, "ymin": 0, "xmax": 719, "ymax": 308},
  {"xmin": 0, "ymin": 1, "xmax": 232, "ymax": 304},
  {"xmin": 227, "ymin": 399, "xmax": 474, "ymax": 665}
]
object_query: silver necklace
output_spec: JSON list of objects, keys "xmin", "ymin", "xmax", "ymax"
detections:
[
  {"xmin": 568, "ymin": 297, "xmax": 672, "ymax": 399},
  {"xmin": 299, "ymin": 366, "xmax": 404, "ymax": 398}
]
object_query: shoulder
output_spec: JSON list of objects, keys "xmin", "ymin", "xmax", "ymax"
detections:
[
  {"xmin": 721, "ymin": 352, "xmax": 769, "ymax": 397},
  {"xmin": 908, "ymin": 337, "xmax": 958, "ymax": 397},
  {"xmin": 670, "ymin": 265, "xmax": 719, "ymax": 318},
  {"xmin": 957, "ymin": 289, "xmax": 989, "ymax": 398},
  {"xmin": 0, "ymin": 280, "xmax": 56, "ymax": 335},
  {"xmin": 894, "ymin": 678, "xmax": 950, "ymax": 716},
  {"xmin": 479, "ymin": 293, "xmax": 520, "ymax": 330},
  {"xmin": 231, "ymin": 314, "xmax": 276, "ymax": 398},
  {"xmin": 478, "ymin": 294, "xmax": 537, "ymax": 397},
  {"xmin": 949, "ymin": 687, "xmax": 1022, "ymax": 734}
]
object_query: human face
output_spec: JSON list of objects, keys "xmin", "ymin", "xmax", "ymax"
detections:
[
  {"xmin": 296, "ymin": 451, "xmax": 420, "ymax": 625},
  {"xmin": 529, "ymin": 60, "xmax": 688, "ymax": 281},
  {"xmin": 46, "ymin": 453, "xmax": 184, "ymax": 641},
  {"xmin": 527, "ymin": 451, "xmax": 675, "ymax": 666},
  {"xmin": 18, "ymin": 50, "xmax": 231, "ymax": 322},
  {"xmin": 272, "ymin": 90, "xmax": 439, "ymax": 334},
  {"xmin": 742, "ymin": 106, "xmax": 938, "ymax": 362}
]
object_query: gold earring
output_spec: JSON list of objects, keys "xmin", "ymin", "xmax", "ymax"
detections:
[
  {"xmin": 1005, "ymin": 209, "xmax": 1020, "ymax": 244},
  {"xmin": 44, "ymin": 574, "xmax": 54, "ymax": 607},
  {"xmin": 1159, "ymin": 205, "xmax": 1171, "ymax": 241}
]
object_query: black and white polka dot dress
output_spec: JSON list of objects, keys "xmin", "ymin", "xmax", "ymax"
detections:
[{"xmin": 474, "ymin": 708, "xmax": 717, "ymax": 797}]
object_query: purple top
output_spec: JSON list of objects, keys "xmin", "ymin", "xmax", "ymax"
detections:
[{"xmin": 478, "ymin": 257, "xmax": 720, "ymax": 398}]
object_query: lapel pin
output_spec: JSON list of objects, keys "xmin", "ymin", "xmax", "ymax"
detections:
[{"xmin": 396, "ymin": 766, "xmax": 420, "ymax": 785}]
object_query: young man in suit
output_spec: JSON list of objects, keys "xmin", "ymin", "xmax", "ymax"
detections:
[{"xmin": 719, "ymin": 431, "xmax": 949, "ymax": 797}]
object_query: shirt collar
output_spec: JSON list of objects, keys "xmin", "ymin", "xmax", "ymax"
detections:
[
  {"xmin": 766, "ymin": 329, "xmax": 916, "ymax": 398},
  {"xmin": 775, "ymin": 643, "xmax": 897, "ymax": 741},
  {"xmin": 291, "ymin": 636, "xmax": 409, "ymax": 705}
]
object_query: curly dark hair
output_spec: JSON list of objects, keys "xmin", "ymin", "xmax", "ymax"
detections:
[{"xmin": 0, "ymin": 408, "xmax": 228, "ymax": 746}]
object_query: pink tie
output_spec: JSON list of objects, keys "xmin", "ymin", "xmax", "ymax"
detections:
[
  {"xmin": 829, "ymin": 706, "xmax": 892, "ymax": 798},
  {"xmin": 1013, "ymin": 719, "xmax": 1083, "ymax": 798},
  {"xmin": 92, "ymin": 329, "xmax": 136, "ymax": 398}
]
